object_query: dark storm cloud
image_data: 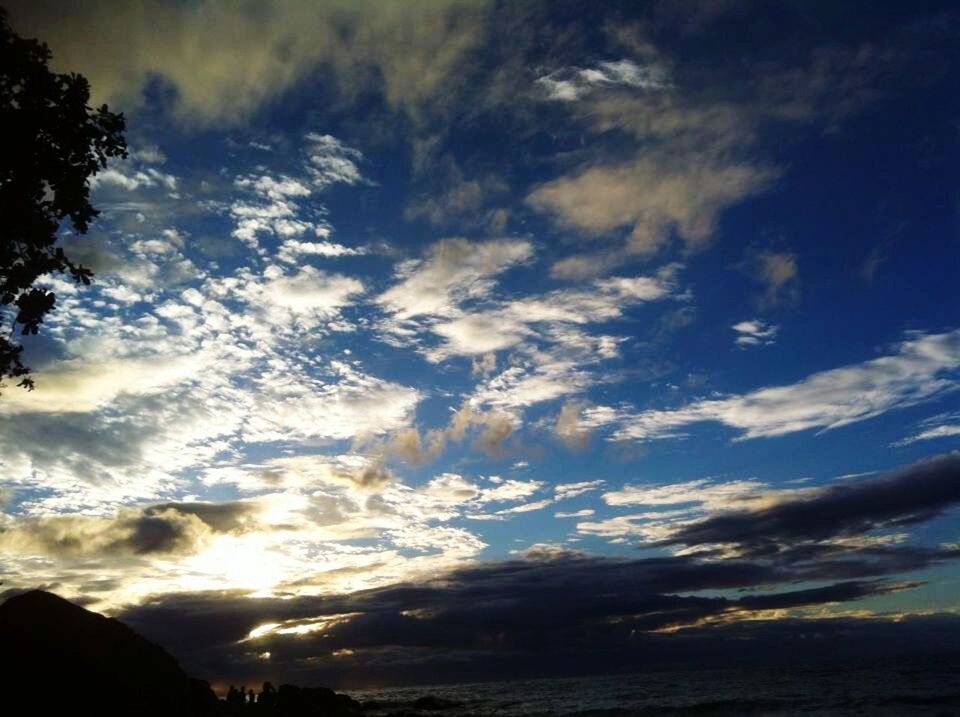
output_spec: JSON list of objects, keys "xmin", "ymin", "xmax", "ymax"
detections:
[
  {"xmin": 780, "ymin": 543, "xmax": 960, "ymax": 582},
  {"xmin": 663, "ymin": 453, "xmax": 960, "ymax": 554},
  {"xmin": 117, "ymin": 512, "xmax": 202, "ymax": 555},
  {"xmin": 146, "ymin": 501, "xmax": 257, "ymax": 533},
  {"xmin": 112, "ymin": 459, "xmax": 960, "ymax": 685},
  {"xmin": 116, "ymin": 555, "xmax": 784, "ymax": 654},
  {"xmin": 0, "ymin": 510, "xmax": 203, "ymax": 558},
  {"xmin": 733, "ymin": 579, "xmax": 918, "ymax": 611},
  {"xmin": 118, "ymin": 542, "xmax": 959, "ymax": 687},
  {"xmin": 0, "ymin": 501, "xmax": 257, "ymax": 559}
]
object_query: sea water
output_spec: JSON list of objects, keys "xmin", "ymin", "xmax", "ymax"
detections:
[{"xmin": 347, "ymin": 656, "xmax": 960, "ymax": 716}]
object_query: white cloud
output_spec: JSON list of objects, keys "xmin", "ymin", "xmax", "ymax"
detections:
[
  {"xmin": 92, "ymin": 166, "xmax": 179, "ymax": 192},
  {"xmin": 304, "ymin": 133, "xmax": 369, "ymax": 189},
  {"xmin": 260, "ymin": 454, "xmax": 394, "ymax": 492},
  {"xmin": 555, "ymin": 480, "xmax": 605, "ymax": 500},
  {"xmin": 234, "ymin": 174, "xmax": 312, "ymax": 201},
  {"xmin": 608, "ymin": 330, "xmax": 960, "ymax": 442},
  {"xmin": 900, "ymin": 425, "xmax": 960, "ymax": 444},
  {"xmin": 893, "ymin": 412, "xmax": 960, "ymax": 446},
  {"xmin": 228, "ymin": 134, "xmax": 366, "ymax": 248},
  {"xmin": 732, "ymin": 319, "xmax": 779, "ymax": 347},
  {"xmin": 536, "ymin": 59, "xmax": 670, "ymax": 102},
  {"xmin": 0, "ymin": 355, "xmax": 205, "ymax": 414},
  {"xmin": 528, "ymin": 71, "xmax": 789, "ymax": 274},
  {"xmin": 477, "ymin": 478, "xmax": 543, "ymax": 503},
  {"xmin": 374, "ymin": 240, "xmax": 678, "ymax": 421},
  {"xmin": 577, "ymin": 476, "xmax": 793, "ymax": 542},
  {"xmin": 431, "ymin": 313, "xmax": 529, "ymax": 356},
  {"xmin": 576, "ymin": 512, "xmax": 691, "ymax": 541},
  {"xmin": 470, "ymin": 360, "xmax": 590, "ymax": 412},
  {"xmin": 424, "ymin": 266, "xmax": 676, "ymax": 366},
  {"xmin": 250, "ymin": 265, "xmax": 364, "ymax": 323},
  {"xmin": 555, "ymin": 508, "xmax": 595, "ymax": 518},
  {"xmin": 496, "ymin": 498, "xmax": 553, "ymax": 515},
  {"xmin": 377, "ymin": 238, "xmax": 534, "ymax": 321},
  {"xmin": 603, "ymin": 478, "xmax": 772, "ymax": 511},
  {"xmin": 276, "ymin": 239, "xmax": 366, "ymax": 263},
  {"xmin": 244, "ymin": 371, "xmax": 421, "ymax": 444}
]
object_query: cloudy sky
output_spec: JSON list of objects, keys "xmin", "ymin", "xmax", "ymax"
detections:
[{"xmin": 2, "ymin": 0, "xmax": 959, "ymax": 688}]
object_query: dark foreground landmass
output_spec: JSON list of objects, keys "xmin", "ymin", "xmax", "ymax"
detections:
[{"xmin": 0, "ymin": 590, "xmax": 363, "ymax": 716}]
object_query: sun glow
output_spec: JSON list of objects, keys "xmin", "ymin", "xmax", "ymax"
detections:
[{"xmin": 242, "ymin": 614, "xmax": 362, "ymax": 642}]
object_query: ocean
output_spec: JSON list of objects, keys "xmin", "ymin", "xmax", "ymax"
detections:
[{"xmin": 346, "ymin": 657, "xmax": 960, "ymax": 716}]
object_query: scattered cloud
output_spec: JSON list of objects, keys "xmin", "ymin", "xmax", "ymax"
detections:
[
  {"xmin": 2, "ymin": 3, "xmax": 957, "ymax": 685},
  {"xmin": 304, "ymin": 133, "xmax": 369, "ymax": 190},
  {"xmin": 732, "ymin": 319, "xmax": 779, "ymax": 347}
]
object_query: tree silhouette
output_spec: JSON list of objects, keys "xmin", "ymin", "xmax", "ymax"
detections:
[{"xmin": 0, "ymin": 7, "xmax": 127, "ymax": 391}]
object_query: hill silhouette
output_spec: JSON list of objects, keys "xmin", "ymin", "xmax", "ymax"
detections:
[
  {"xmin": 0, "ymin": 590, "xmax": 362, "ymax": 716},
  {"xmin": 0, "ymin": 589, "xmax": 217, "ymax": 715}
]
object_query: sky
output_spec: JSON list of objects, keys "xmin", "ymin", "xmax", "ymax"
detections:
[{"xmin": 1, "ymin": 0, "xmax": 959, "ymax": 689}]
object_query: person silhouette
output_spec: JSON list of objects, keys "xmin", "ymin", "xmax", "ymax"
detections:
[{"xmin": 259, "ymin": 681, "xmax": 277, "ymax": 707}]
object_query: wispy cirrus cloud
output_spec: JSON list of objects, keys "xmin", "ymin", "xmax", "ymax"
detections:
[
  {"xmin": 536, "ymin": 58, "xmax": 671, "ymax": 101},
  {"xmin": 597, "ymin": 329, "xmax": 960, "ymax": 442},
  {"xmin": 893, "ymin": 412, "xmax": 960, "ymax": 447}
]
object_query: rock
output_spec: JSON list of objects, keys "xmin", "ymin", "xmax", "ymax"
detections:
[
  {"xmin": 412, "ymin": 695, "xmax": 461, "ymax": 710},
  {"xmin": 275, "ymin": 684, "xmax": 365, "ymax": 716}
]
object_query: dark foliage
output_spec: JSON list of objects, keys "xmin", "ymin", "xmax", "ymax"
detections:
[{"xmin": 0, "ymin": 7, "xmax": 127, "ymax": 391}]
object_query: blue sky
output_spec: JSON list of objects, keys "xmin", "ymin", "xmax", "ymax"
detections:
[{"xmin": 2, "ymin": 0, "xmax": 959, "ymax": 686}]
